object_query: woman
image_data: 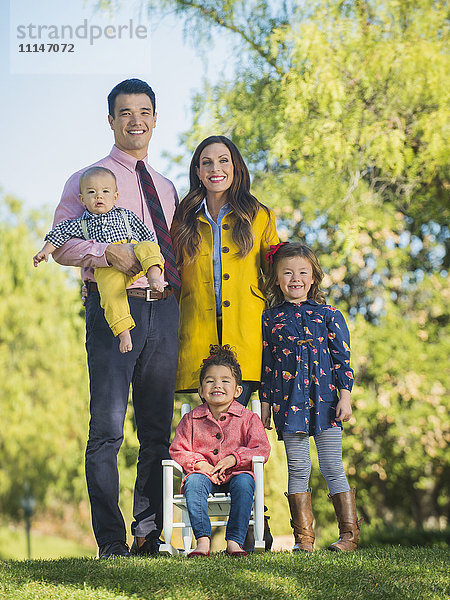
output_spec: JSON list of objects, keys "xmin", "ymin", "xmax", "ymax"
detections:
[{"xmin": 171, "ymin": 135, "xmax": 279, "ymax": 405}]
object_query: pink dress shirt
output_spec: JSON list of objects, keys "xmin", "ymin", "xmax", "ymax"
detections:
[
  {"xmin": 169, "ymin": 401, "xmax": 271, "ymax": 491},
  {"xmin": 52, "ymin": 145, "xmax": 178, "ymax": 287}
]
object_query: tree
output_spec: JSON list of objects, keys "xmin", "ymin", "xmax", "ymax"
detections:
[
  {"xmin": 138, "ymin": 0, "xmax": 449, "ymax": 532},
  {"xmin": 0, "ymin": 196, "xmax": 89, "ymax": 525}
]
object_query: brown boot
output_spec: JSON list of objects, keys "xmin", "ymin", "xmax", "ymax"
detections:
[
  {"xmin": 328, "ymin": 488, "xmax": 363, "ymax": 552},
  {"xmin": 285, "ymin": 490, "xmax": 315, "ymax": 552}
]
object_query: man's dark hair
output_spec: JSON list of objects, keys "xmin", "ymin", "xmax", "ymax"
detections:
[{"xmin": 107, "ymin": 79, "xmax": 156, "ymax": 116}]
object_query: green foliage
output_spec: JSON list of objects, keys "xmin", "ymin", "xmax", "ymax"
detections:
[
  {"xmin": 1, "ymin": 547, "xmax": 449, "ymax": 600},
  {"xmin": 347, "ymin": 274, "xmax": 450, "ymax": 529},
  {"xmin": 0, "ymin": 196, "xmax": 89, "ymax": 520},
  {"xmin": 0, "ymin": 196, "xmax": 147, "ymax": 539},
  {"xmin": 138, "ymin": 0, "xmax": 450, "ymax": 532},
  {"xmin": 3, "ymin": 0, "xmax": 449, "ymax": 546},
  {"xmin": 360, "ymin": 527, "xmax": 450, "ymax": 548}
]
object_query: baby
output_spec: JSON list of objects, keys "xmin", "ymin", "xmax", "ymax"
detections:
[{"xmin": 34, "ymin": 166, "xmax": 165, "ymax": 353}]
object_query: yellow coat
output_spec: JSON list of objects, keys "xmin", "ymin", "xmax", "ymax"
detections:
[{"xmin": 175, "ymin": 207, "xmax": 279, "ymax": 391}]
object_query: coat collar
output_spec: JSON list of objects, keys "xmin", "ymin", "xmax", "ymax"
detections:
[
  {"xmin": 273, "ymin": 298, "xmax": 320, "ymax": 309},
  {"xmin": 192, "ymin": 400, "xmax": 245, "ymax": 419}
]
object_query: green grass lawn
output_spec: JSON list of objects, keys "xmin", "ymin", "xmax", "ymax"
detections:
[
  {"xmin": 0, "ymin": 547, "xmax": 448, "ymax": 600},
  {"xmin": 0, "ymin": 526, "xmax": 96, "ymax": 561}
]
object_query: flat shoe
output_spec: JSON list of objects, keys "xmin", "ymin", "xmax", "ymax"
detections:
[
  {"xmin": 225, "ymin": 548, "xmax": 248, "ymax": 557},
  {"xmin": 188, "ymin": 550, "xmax": 210, "ymax": 557}
]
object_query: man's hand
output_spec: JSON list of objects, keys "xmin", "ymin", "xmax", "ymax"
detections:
[
  {"xmin": 105, "ymin": 243, "xmax": 142, "ymax": 276},
  {"xmin": 81, "ymin": 283, "xmax": 88, "ymax": 307}
]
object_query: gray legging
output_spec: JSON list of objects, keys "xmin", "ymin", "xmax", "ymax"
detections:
[{"xmin": 283, "ymin": 428, "xmax": 350, "ymax": 496}]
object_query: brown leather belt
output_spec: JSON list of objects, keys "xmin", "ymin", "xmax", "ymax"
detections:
[{"xmin": 86, "ymin": 281, "xmax": 173, "ymax": 301}]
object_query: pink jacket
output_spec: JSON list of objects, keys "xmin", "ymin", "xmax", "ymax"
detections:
[{"xmin": 170, "ymin": 401, "xmax": 271, "ymax": 490}]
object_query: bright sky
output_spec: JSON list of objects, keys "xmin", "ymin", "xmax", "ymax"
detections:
[{"xmin": 1, "ymin": 0, "xmax": 233, "ymax": 212}]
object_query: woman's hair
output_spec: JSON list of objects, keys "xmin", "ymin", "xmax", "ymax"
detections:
[
  {"xmin": 199, "ymin": 344, "xmax": 242, "ymax": 386},
  {"xmin": 264, "ymin": 243, "xmax": 326, "ymax": 306},
  {"xmin": 172, "ymin": 135, "xmax": 271, "ymax": 267}
]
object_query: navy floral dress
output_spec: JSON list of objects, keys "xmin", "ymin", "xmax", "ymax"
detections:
[{"xmin": 259, "ymin": 299, "xmax": 354, "ymax": 438}]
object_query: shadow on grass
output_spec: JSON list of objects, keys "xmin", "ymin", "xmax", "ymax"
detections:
[{"xmin": 1, "ymin": 547, "xmax": 449, "ymax": 600}]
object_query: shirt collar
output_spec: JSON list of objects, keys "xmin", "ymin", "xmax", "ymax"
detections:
[
  {"xmin": 195, "ymin": 199, "xmax": 205, "ymax": 214},
  {"xmin": 109, "ymin": 145, "xmax": 148, "ymax": 173},
  {"xmin": 273, "ymin": 298, "xmax": 320, "ymax": 309},
  {"xmin": 196, "ymin": 198, "xmax": 231, "ymax": 219},
  {"xmin": 193, "ymin": 399, "xmax": 245, "ymax": 419},
  {"xmin": 82, "ymin": 206, "xmax": 120, "ymax": 219}
]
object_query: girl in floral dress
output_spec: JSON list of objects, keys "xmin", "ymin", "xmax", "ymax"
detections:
[{"xmin": 260, "ymin": 243, "xmax": 362, "ymax": 552}]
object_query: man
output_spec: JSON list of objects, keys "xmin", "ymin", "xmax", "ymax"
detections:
[{"xmin": 52, "ymin": 79, "xmax": 179, "ymax": 558}]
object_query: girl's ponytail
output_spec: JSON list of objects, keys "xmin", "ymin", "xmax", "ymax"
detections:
[{"xmin": 199, "ymin": 344, "xmax": 243, "ymax": 385}]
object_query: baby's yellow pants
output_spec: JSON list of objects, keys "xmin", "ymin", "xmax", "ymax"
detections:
[{"xmin": 94, "ymin": 240, "xmax": 164, "ymax": 337}]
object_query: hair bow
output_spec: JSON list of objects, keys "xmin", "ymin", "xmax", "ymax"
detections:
[{"xmin": 265, "ymin": 242, "xmax": 288, "ymax": 266}]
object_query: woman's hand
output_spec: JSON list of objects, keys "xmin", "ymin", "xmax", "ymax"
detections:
[
  {"xmin": 335, "ymin": 389, "xmax": 352, "ymax": 422},
  {"xmin": 260, "ymin": 402, "xmax": 272, "ymax": 429}
]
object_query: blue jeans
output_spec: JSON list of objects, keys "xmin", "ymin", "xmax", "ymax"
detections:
[
  {"xmin": 85, "ymin": 291, "xmax": 178, "ymax": 546},
  {"xmin": 184, "ymin": 473, "xmax": 255, "ymax": 546}
]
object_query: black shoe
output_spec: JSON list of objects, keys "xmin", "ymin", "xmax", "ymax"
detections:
[
  {"xmin": 243, "ymin": 513, "xmax": 273, "ymax": 553},
  {"xmin": 98, "ymin": 540, "xmax": 130, "ymax": 559},
  {"xmin": 264, "ymin": 515, "xmax": 274, "ymax": 551},
  {"xmin": 130, "ymin": 537, "xmax": 162, "ymax": 556}
]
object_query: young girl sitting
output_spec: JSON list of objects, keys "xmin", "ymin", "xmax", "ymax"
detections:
[
  {"xmin": 170, "ymin": 344, "xmax": 271, "ymax": 557},
  {"xmin": 260, "ymin": 242, "xmax": 362, "ymax": 552}
]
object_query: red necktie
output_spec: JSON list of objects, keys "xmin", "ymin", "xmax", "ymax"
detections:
[{"xmin": 136, "ymin": 160, "xmax": 181, "ymax": 291}]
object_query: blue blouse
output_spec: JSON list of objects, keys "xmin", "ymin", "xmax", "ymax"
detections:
[
  {"xmin": 259, "ymin": 299, "xmax": 354, "ymax": 437},
  {"xmin": 197, "ymin": 199, "xmax": 231, "ymax": 317}
]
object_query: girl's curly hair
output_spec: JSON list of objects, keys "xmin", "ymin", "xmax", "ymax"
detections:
[{"xmin": 199, "ymin": 344, "xmax": 242, "ymax": 385}]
